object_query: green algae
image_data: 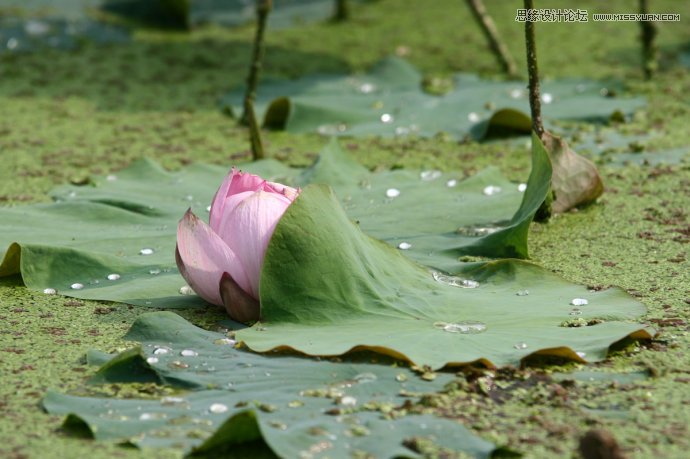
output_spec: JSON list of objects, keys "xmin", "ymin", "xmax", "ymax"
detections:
[{"xmin": 1, "ymin": 0, "xmax": 689, "ymax": 457}]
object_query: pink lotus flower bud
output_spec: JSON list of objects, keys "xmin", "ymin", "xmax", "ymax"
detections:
[{"xmin": 175, "ymin": 168, "xmax": 299, "ymax": 322}]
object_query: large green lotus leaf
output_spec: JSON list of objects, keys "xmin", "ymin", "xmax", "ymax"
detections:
[
  {"xmin": 0, "ymin": 139, "xmax": 542, "ymax": 305},
  {"xmin": 43, "ymin": 312, "xmax": 501, "ymax": 458},
  {"xmin": 222, "ymin": 57, "xmax": 646, "ymax": 140},
  {"xmin": 0, "ymin": 158, "xmax": 294, "ymax": 307},
  {"xmin": 236, "ymin": 183, "xmax": 652, "ymax": 369},
  {"xmin": 299, "ymin": 136, "xmax": 551, "ymax": 267}
]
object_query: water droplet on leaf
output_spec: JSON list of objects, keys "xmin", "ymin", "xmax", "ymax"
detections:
[
  {"xmin": 209, "ymin": 403, "xmax": 228, "ymax": 414},
  {"xmin": 179, "ymin": 285, "xmax": 194, "ymax": 295},
  {"xmin": 43, "ymin": 288, "xmax": 57, "ymax": 295},
  {"xmin": 385, "ymin": 188, "xmax": 400, "ymax": 198},
  {"xmin": 514, "ymin": 342, "xmax": 528, "ymax": 350},
  {"xmin": 446, "ymin": 179, "xmax": 457, "ymax": 187},
  {"xmin": 180, "ymin": 349, "xmax": 198, "ymax": 357},
  {"xmin": 353, "ymin": 373, "xmax": 377, "ymax": 383},
  {"xmin": 70, "ymin": 283, "xmax": 84, "ymax": 290},
  {"xmin": 397, "ymin": 242, "xmax": 412, "ymax": 250},
  {"xmin": 380, "ymin": 113, "xmax": 394, "ymax": 123},
  {"xmin": 149, "ymin": 268, "xmax": 161, "ymax": 275},
  {"xmin": 146, "ymin": 357, "xmax": 159, "ymax": 365},
  {"xmin": 433, "ymin": 321, "xmax": 486, "ymax": 334},
  {"xmin": 139, "ymin": 248, "xmax": 154, "ymax": 256},
  {"xmin": 570, "ymin": 298, "xmax": 589, "ymax": 306},
  {"xmin": 516, "ymin": 290, "xmax": 529, "ymax": 296},
  {"xmin": 483, "ymin": 185, "xmax": 502, "ymax": 196},
  {"xmin": 467, "ymin": 112, "xmax": 481, "ymax": 123},
  {"xmin": 168, "ymin": 360, "xmax": 189, "ymax": 369},
  {"xmin": 106, "ymin": 273, "xmax": 120, "ymax": 281},
  {"xmin": 542, "ymin": 93, "xmax": 553, "ymax": 104},
  {"xmin": 518, "ymin": 183, "xmax": 527, "ymax": 192},
  {"xmin": 432, "ymin": 271, "xmax": 479, "ymax": 288},
  {"xmin": 420, "ymin": 170, "xmax": 442, "ymax": 181}
]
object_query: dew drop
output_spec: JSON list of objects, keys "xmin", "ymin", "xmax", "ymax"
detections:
[
  {"xmin": 514, "ymin": 342, "xmax": 528, "ymax": 350},
  {"xmin": 70, "ymin": 283, "xmax": 84, "ymax": 290},
  {"xmin": 180, "ymin": 349, "xmax": 198, "ymax": 357},
  {"xmin": 541, "ymin": 93, "xmax": 553, "ymax": 104},
  {"xmin": 576, "ymin": 351, "xmax": 587, "ymax": 359},
  {"xmin": 446, "ymin": 179, "xmax": 457, "ymax": 187},
  {"xmin": 106, "ymin": 273, "xmax": 120, "ymax": 281},
  {"xmin": 433, "ymin": 321, "xmax": 486, "ymax": 334},
  {"xmin": 288, "ymin": 400, "xmax": 304, "ymax": 408},
  {"xmin": 6, "ymin": 38, "xmax": 19, "ymax": 50},
  {"xmin": 317, "ymin": 123, "xmax": 347, "ymax": 135},
  {"xmin": 432, "ymin": 271, "xmax": 480, "ymax": 288},
  {"xmin": 395, "ymin": 373, "xmax": 408, "ymax": 382},
  {"xmin": 456, "ymin": 225, "xmax": 501, "ymax": 237},
  {"xmin": 518, "ymin": 183, "xmax": 527, "ymax": 192},
  {"xmin": 139, "ymin": 412, "xmax": 166, "ymax": 421},
  {"xmin": 420, "ymin": 170, "xmax": 442, "ymax": 181},
  {"xmin": 339, "ymin": 396, "xmax": 357, "ymax": 406},
  {"xmin": 168, "ymin": 360, "xmax": 189, "ymax": 369},
  {"xmin": 467, "ymin": 112, "xmax": 481, "ymax": 123},
  {"xmin": 209, "ymin": 403, "xmax": 228, "ymax": 414},
  {"xmin": 380, "ymin": 113, "xmax": 394, "ymax": 124},
  {"xmin": 205, "ymin": 205, "xmax": 211, "ymax": 212},
  {"xmin": 214, "ymin": 338, "xmax": 236, "ymax": 346},
  {"xmin": 353, "ymin": 373, "xmax": 377, "ymax": 383},
  {"xmin": 397, "ymin": 242, "xmax": 412, "ymax": 250},
  {"xmin": 516, "ymin": 289, "xmax": 529, "ymax": 296},
  {"xmin": 106, "ymin": 174, "xmax": 118, "ymax": 182},
  {"xmin": 179, "ymin": 285, "xmax": 194, "ymax": 295},
  {"xmin": 510, "ymin": 88, "xmax": 523, "ymax": 99},
  {"xmin": 570, "ymin": 298, "xmax": 589, "ymax": 306},
  {"xmin": 153, "ymin": 347, "xmax": 171, "ymax": 355},
  {"xmin": 359, "ymin": 82, "xmax": 376, "ymax": 94},
  {"xmin": 394, "ymin": 126, "xmax": 410, "ymax": 136},
  {"xmin": 146, "ymin": 357, "xmax": 159, "ymax": 365},
  {"xmin": 149, "ymin": 268, "xmax": 161, "ymax": 275},
  {"xmin": 139, "ymin": 248, "xmax": 154, "ymax": 256},
  {"xmin": 483, "ymin": 185, "xmax": 502, "ymax": 196},
  {"xmin": 160, "ymin": 396, "xmax": 187, "ymax": 406},
  {"xmin": 385, "ymin": 188, "xmax": 400, "ymax": 198},
  {"xmin": 184, "ymin": 195, "xmax": 194, "ymax": 202},
  {"xmin": 43, "ymin": 288, "xmax": 57, "ymax": 295}
]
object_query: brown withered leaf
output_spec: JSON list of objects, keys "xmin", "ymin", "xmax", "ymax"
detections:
[{"xmin": 541, "ymin": 131, "xmax": 604, "ymax": 213}]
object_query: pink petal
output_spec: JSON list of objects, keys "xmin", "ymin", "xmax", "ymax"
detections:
[
  {"xmin": 217, "ymin": 191, "xmax": 292, "ymax": 298},
  {"xmin": 266, "ymin": 181, "xmax": 300, "ymax": 201},
  {"xmin": 209, "ymin": 168, "xmax": 266, "ymax": 231},
  {"xmin": 176, "ymin": 209, "xmax": 253, "ymax": 305}
]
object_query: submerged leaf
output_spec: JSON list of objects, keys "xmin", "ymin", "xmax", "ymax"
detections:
[{"xmin": 43, "ymin": 312, "xmax": 501, "ymax": 458}]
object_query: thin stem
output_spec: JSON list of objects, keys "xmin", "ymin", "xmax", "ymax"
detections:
[
  {"xmin": 247, "ymin": 99, "xmax": 265, "ymax": 160},
  {"xmin": 523, "ymin": 0, "xmax": 544, "ymax": 138},
  {"xmin": 639, "ymin": 0, "xmax": 658, "ymax": 80},
  {"xmin": 333, "ymin": 0, "xmax": 349, "ymax": 21},
  {"xmin": 465, "ymin": 0, "xmax": 519, "ymax": 79},
  {"xmin": 241, "ymin": 0, "xmax": 272, "ymax": 126}
]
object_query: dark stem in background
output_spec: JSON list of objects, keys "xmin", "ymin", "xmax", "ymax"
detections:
[
  {"xmin": 523, "ymin": 0, "xmax": 544, "ymax": 138},
  {"xmin": 465, "ymin": 0, "xmax": 519, "ymax": 79},
  {"xmin": 639, "ymin": 0, "xmax": 658, "ymax": 80},
  {"xmin": 242, "ymin": 0, "xmax": 272, "ymax": 160},
  {"xmin": 242, "ymin": 0, "xmax": 272, "ymax": 127},
  {"xmin": 333, "ymin": 0, "xmax": 349, "ymax": 21}
]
